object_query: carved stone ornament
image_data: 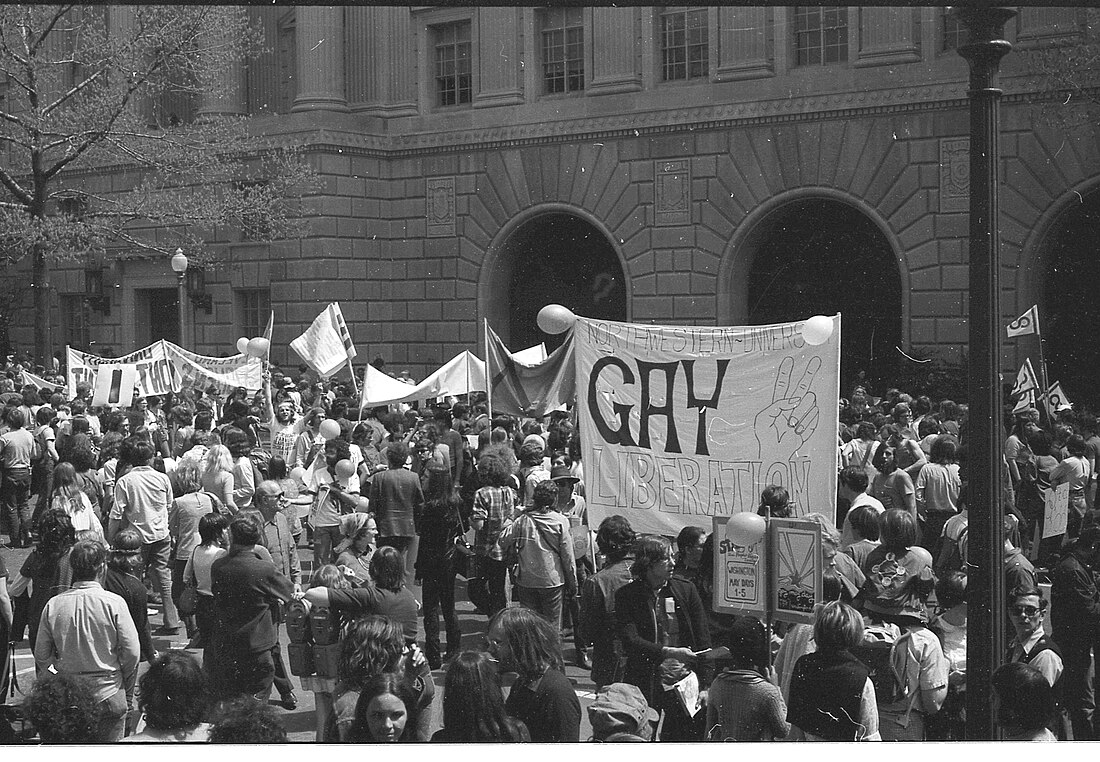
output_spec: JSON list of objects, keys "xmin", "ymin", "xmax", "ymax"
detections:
[{"xmin": 426, "ymin": 176, "xmax": 456, "ymax": 237}]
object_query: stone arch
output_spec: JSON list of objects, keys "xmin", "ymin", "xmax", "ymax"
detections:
[
  {"xmin": 477, "ymin": 203, "xmax": 631, "ymax": 349},
  {"xmin": 717, "ymin": 187, "xmax": 909, "ymax": 389}
]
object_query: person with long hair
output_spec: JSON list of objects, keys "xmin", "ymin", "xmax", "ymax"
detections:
[
  {"xmin": 471, "ymin": 446, "xmax": 518, "ymax": 616},
  {"xmin": 123, "ymin": 651, "xmax": 211, "ymax": 742},
  {"xmin": 431, "ymin": 650, "xmax": 530, "ymax": 742},
  {"xmin": 706, "ymin": 616, "xmax": 789, "ymax": 741},
  {"xmin": 182, "ymin": 512, "xmax": 229, "ymax": 649},
  {"xmin": 993, "ymin": 662, "xmax": 1058, "ymax": 741},
  {"xmin": 301, "ymin": 564, "xmax": 353, "ymax": 741},
  {"xmin": 335, "ymin": 516, "xmax": 378, "ymax": 585},
  {"xmin": 788, "ymin": 600, "xmax": 880, "ymax": 741},
  {"xmin": 222, "ymin": 427, "xmax": 257, "ymax": 512},
  {"xmin": 200, "ymin": 444, "xmax": 236, "ymax": 513},
  {"xmin": 168, "ymin": 460, "xmax": 217, "ymax": 640},
  {"xmin": 49, "ymin": 461, "xmax": 103, "ymax": 535},
  {"xmin": 267, "ymin": 454, "xmax": 304, "ymax": 545},
  {"xmin": 416, "ymin": 456, "xmax": 463, "ymax": 669},
  {"xmin": 579, "ymin": 514, "xmax": 637, "ymax": 688},
  {"xmin": 487, "ymin": 605, "xmax": 580, "ymax": 742},
  {"xmin": 871, "ymin": 440, "xmax": 918, "ymax": 518},
  {"xmin": 20, "ymin": 508, "xmax": 75, "ymax": 652},
  {"xmin": 915, "ymin": 435, "xmax": 962, "ymax": 550},
  {"xmin": 349, "ymin": 673, "xmax": 419, "ymax": 743}
]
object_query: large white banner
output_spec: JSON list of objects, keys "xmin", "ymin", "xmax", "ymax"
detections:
[
  {"xmin": 576, "ymin": 316, "xmax": 840, "ymax": 537},
  {"xmin": 68, "ymin": 341, "xmax": 262, "ymax": 400}
]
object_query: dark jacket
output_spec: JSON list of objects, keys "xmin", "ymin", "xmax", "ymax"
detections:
[
  {"xmin": 504, "ymin": 667, "xmax": 581, "ymax": 743},
  {"xmin": 415, "ymin": 496, "xmax": 462, "ymax": 577},
  {"xmin": 614, "ymin": 575, "xmax": 709, "ymax": 701},
  {"xmin": 1051, "ymin": 549, "xmax": 1100, "ymax": 643},
  {"xmin": 102, "ymin": 568, "xmax": 155, "ymax": 661},
  {"xmin": 328, "ymin": 584, "xmax": 420, "ymax": 643},
  {"xmin": 369, "ymin": 467, "xmax": 424, "ymax": 537},
  {"xmin": 578, "ymin": 555, "xmax": 634, "ymax": 685},
  {"xmin": 787, "ymin": 649, "xmax": 871, "ymax": 741},
  {"xmin": 210, "ymin": 545, "xmax": 294, "ymax": 654}
]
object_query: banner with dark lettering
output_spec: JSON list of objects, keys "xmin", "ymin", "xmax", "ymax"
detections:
[
  {"xmin": 575, "ymin": 316, "xmax": 840, "ymax": 537},
  {"xmin": 67, "ymin": 341, "xmax": 262, "ymax": 400}
]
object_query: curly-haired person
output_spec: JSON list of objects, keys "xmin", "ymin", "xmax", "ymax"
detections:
[
  {"xmin": 123, "ymin": 651, "xmax": 211, "ymax": 742},
  {"xmin": 23, "ymin": 673, "xmax": 102, "ymax": 743}
]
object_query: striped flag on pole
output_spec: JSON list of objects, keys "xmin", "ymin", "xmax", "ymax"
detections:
[
  {"xmin": 290, "ymin": 302, "xmax": 357, "ymax": 378},
  {"xmin": 1007, "ymin": 305, "xmax": 1039, "ymax": 338}
]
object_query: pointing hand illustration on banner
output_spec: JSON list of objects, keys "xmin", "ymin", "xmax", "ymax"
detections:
[{"xmin": 754, "ymin": 355, "xmax": 822, "ymax": 463}]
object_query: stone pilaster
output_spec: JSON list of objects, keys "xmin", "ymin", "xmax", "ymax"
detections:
[{"xmin": 292, "ymin": 6, "xmax": 348, "ymax": 112}]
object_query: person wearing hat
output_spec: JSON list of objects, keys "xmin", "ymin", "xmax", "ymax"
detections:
[
  {"xmin": 1051, "ymin": 523, "xmax": 1100, "ymax": 739},
  {"xmin": 588, "ymin": 683, "xmax": 658, "ymax": 741}
]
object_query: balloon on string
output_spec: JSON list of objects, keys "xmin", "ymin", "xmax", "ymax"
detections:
[
  {"xmin": 289, "ymin": 466, "xmax": 306, "ymax": 484},
  {"xmin": 236, "ymin": 337, "xmax": 249, "ymax": 354},
  {"xmin": 246, "ymin": 336, "xmax": 270, "ymax": 358},
  {"xmin": 536, "ymin": 304, "xmax": 577, "ymax": 335},
  {"xmin": 319, "ymin": 419, "xmax": 341, "ymax": 440},
  {"xmin": 801, "ymin": 315, "xmax": 834, "ymax": 346},
  {"xmin": 724, "ymin": 511, "xmax": 767, "ymax": 547},
  {"xmin": 334, "ymin": 459, "xmax": 356, "ymax": 480}
]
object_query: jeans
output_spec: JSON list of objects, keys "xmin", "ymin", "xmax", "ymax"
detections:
[
  {"xmin": 142, "ymin": 538, "xmax": 179, "ymax": 629},
  {"xmin": 194, "ymin": 593, "xmax": 215, "ymax": 647},
  {"xmin": 30, "ymin": 459, "xmax": 55, "ymax": 528},
  {"xmin": 97, "ymin": 688, "xmax": 129, "ymax": 742},
  {"xmin": 479, "ymin": 556, "xmax": 509, "ymax": 617},
  {"xmin": 1, "ymin": 468, "xmax": 31, "ymax": 546},
  {"xmin": 205, "ymin": 646, "xmax": 276, "ymax": 702},
  {"xmin": 514, "ymin": 584, "xmax": 565, "ymax": 630},
  {"xmin": 421, "ymin": 564, "xmax": 461, "ymax": 663},
  {"xmin": 1061, "ymin": 636, "xmax": 1096, "ymax": 740},
  {"xmin": 312, "ymin": 524, "xmax": 341, "ymax": 567},
  {"xmin": 170, "ymin": 558, "xmax": 195, "ymax": 636}
]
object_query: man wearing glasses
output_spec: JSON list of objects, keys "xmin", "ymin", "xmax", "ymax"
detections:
[
  {"xmin": 1007, "ymin": 586, "xmax": 1065, "ymax": 738},
  {"xmin": 245, "ymin": 480, "xmax": 304, "ymax": 710}
]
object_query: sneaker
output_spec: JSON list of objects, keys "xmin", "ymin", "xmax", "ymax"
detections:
[
  {"xmin": 152, "ymin": 625, "xmax": 181, "ymax": 637},
  {"xmin": 280, "ymin": 692, "xmax": 298, "ymax": 710}
]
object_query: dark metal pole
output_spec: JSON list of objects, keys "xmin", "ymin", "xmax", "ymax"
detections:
[{"xmin": 953, "ymin": 6, "xmax": 1016, "ymax": 741}]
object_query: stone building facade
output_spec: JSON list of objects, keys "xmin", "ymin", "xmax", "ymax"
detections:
[{"xmin": 34, "ymin": 6, "xmax": 1100, "ymax": 398}]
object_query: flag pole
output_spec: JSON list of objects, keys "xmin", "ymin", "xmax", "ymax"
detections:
[
  {"xmin": 484, "ymin": 319, "xmax": 493, "ymax": 422},
  {"xmin": 1037, "ymin": 336, "xmax": 1051, "ymax": 423}
]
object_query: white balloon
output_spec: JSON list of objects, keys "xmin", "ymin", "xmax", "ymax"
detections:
[
  {"xmin": 236, "ymin": 337, "xmax": 249, "ymax": 354},
  {"xmin": 802, "ymin": 315, "xmax": 834, "ymax": 346},
  {"xmin": 246, "ymin": 336, "xmax": 270, "ymax": 358},
  {"xmin": 537, "ymin": 304, "xmax": 577, "ymax": 335}
]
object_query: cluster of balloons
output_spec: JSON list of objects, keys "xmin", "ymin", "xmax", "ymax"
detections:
[
  {"xmin": 536, "ymin": 304, "xmax": 577, "ymax": 335},
  {"xmin": 235, "ymin": 336, "xmax": 270, "ymax": 358}
]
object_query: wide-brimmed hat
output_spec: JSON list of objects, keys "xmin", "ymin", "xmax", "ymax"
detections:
[
  {"xmin": 550, "ymin": 464, "xmax": 579, "ymax": 485},
  {"xmin": 587, "ymin": 683, "xmax": 658, "ymax": 740}
]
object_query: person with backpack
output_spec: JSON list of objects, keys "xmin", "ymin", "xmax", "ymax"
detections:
[
  {"xmin": 49, "ymin": 462, "xmax": 103, "ymax": 536},
  {"xmin": 856, "ymin": 508, "xmax": 947, "ymax": 740}
]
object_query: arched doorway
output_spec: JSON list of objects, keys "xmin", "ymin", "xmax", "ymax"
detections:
[
  {"xmin": 1042, "ymin": 187, "xmax": 1100, "ymax": 411},
  {"xmin": 483, "ymin": 211, "xmax": 627, "ymax": 351},
  {"xmin": 740, "ymin": 198, "xmax": 903, "ymax": 393}
]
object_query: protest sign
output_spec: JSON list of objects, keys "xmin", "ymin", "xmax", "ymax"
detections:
[
  {"xmin": 91, "ymin": 364, "xmax": 139, "ymax": 408},
  {"xmin": 576, "ymin": 316, "xmax": 840, "ymax": 537},
  {"xmin": 712, "ymin": 516, "xmax": 766, "ymax": 617},
  {"xmin": 1043, "ymin": 482, "xmax": 1070, "ymax": 539},
  {"xmin": 68, "ymin": 341, "xmax": 262, "ymax": 400},
  {"xmin": 771, "ymin": 518, "xmax": 822, "ymax": 625}
]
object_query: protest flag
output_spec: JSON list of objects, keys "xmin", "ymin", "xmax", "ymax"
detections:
[
  {"xmin": 290, "ymin": 302, "xmax": 358, "ymax": 379},
  {"xmin": 1042, "ymin": 381, "xmax": 1072, "ymax": 418},
  {"xmin": 1012, "ymin": 389, "xmax": 1036, "ymax": 415},
  {"xmin": 1010, "ymin": 358, "xmax": 1039, "ymax": 398},
  {"xmin": 1006, "ymin": 305, "xmax": 1039, "ymax": 338},
  {"xmin": 484, "ymin": 320, "xmax": 575, "ymax": 417}
]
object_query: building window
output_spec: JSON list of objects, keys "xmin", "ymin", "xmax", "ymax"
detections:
[
  {"xmin": 942, "ymin": 11, "xmax": 967, "ymax": 52},
  {"xmin": 237, "ymin": 289, "xmax": 269, "ymax": 339},
  {"xmin": 433, "ymin": 21, "xmax": 471, "ymax": 107},
  {"xmin": 61, "ymin": 295, "xmax": 89, "ymax": 351},
  {"xmin": 541, "ymin": 7, "xmax": 584, "ymax": 94},
  {"xmin": 276, "ymin": 11, "xmax": 296, "ymax": 113},
  {"xmin": 794, "ymin": 6, "xmax": 848, "ymax": 66},
  {"xmin": 660, "ymin": 7, "xmax": 709, "ymax": 81}
]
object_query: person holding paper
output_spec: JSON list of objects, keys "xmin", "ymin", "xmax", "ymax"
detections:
[
  {"xmin": 614, "ymin": 534, "xmax": 709, "ymax": 740},
  {"xmin": 1051, "ymin": 434, "xmax": 1092, "ymax": 542}
]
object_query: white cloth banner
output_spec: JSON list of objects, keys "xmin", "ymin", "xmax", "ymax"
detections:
[
  {"xmin": 67, "ymin": 341, "xmax": 262, "ymax": 400},
  {"xmin": 290, "ymin": 303, "xmax": 356, "ymax": 378},
  {"xmin": 361, "ymin": 351, "xmax": 486, "ymax": 407},
  {"xmin": 511, "ymin": 343, "xmax": 548, "ymax": 364},
  {"xmin": 575, "ymin": 315, "xmax": 841, "ymax": 537}
]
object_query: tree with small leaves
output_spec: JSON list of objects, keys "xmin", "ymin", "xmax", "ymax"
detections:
[{"xmin": 0, "ymin": 5, "xmax": 316, "ymax": 364}]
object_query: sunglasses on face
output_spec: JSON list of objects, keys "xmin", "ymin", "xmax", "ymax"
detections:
[{"xmin": 1011, "ymin": 605, "xmax": 1040, "ymax": 617}]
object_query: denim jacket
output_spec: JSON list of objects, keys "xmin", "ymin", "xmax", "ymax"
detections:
[{"xmin": 499, "ymin": 509, "xmax": 577, "ymax": 590}]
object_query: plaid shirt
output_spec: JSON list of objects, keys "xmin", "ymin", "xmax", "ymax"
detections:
[{"xmin": 472, "ymin": 485, "xmax": 516, "ymax": 562}]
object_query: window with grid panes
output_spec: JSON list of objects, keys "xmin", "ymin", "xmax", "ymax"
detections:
[
  {"xmin": 942, "ymin": 11, "xmax": 967, "ymax": 52},
  {"xmin": 61, "ymin": 295, "xmax": 89, "ymax": 351},
  {"xmin": 660, "ymin": 8, "xmax": 709, "ymax": 81},
  {"xmin": 541, "ymin": 7, "xmax": 585, "ymax": 94},
  {"xmin": 237, "ymin": 290, "xmax": 268, "ymax": 339},
  {"xmin": 433, "ymin": 21, "xmax": 472, "ymax": 107},
  {"xmin": 794, "ymin": 6, "xmax": 848, "ymax": 66}
]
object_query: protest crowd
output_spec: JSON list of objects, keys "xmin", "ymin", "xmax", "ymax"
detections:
[{"xmin": 0, "ymin": 334, "xmax": 1087, "ymax": 744}]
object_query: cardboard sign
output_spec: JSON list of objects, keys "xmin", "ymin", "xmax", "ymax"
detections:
[
  {"xmin": 91, "ymin": 364, "xmax": 138, "ymax": 408},
  {"xmin": 576, "ymin": 316, "xmax": 841, "ymax": 537},
  {"xmin": 770, "ymin": 518, "xmax": 822, "ymax": 625},
  {"xmin": 1043, "ymin": 482, "xmax": 1070, "ymax": 539},
  {"xmin": 712, "ymin": 516, "xmax": 767, "ymax": 617}
]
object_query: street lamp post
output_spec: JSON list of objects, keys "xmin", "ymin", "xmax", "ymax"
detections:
[
  {"xmin": 170, "ymin": 248, "xmax": 189, "ymax": 349},
  {"xmin": 952, "ymin": 5, "xmax": 1016, "ymax": 740}
]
